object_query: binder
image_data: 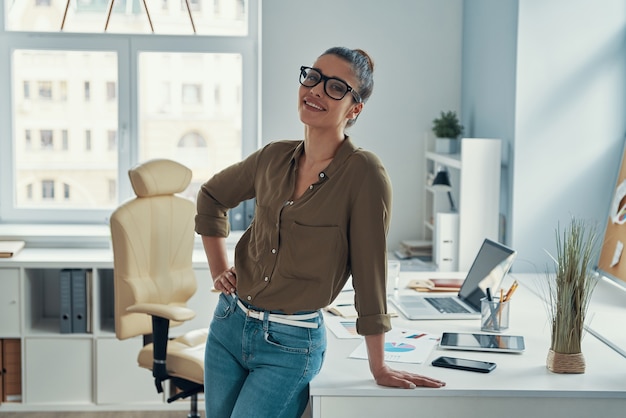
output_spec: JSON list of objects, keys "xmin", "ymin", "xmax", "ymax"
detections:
[
  {"xmin": 59, "ymin": 269, "xmax": 73, "ymax": 333},
  {"xmin": 71, "ymin": 269, "xmax": 88, "ymax": 334},
  {"xmin": 1, "ymin": 339, "xmax": 22, "ymax": 402}
]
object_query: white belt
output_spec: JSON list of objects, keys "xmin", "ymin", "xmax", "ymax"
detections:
[{"xmin": 236, "ymin": 299, "xmax": 319, "ymax": 329}]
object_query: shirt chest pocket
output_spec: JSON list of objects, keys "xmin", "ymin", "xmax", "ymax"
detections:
[{"xmin": 278, "ymin": 222, "xmax": 347, "ymax": 282}]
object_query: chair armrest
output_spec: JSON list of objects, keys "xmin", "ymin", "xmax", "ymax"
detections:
[{"xmin": 127, "ymin": 303, "xmax": 196, "ymax": 322}]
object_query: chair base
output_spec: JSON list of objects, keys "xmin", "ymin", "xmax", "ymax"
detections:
[{"xmin": 168, "ymin": 377, "xmax": 204, "ymax": 418}]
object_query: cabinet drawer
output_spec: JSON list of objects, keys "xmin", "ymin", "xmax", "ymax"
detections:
[
  {"xmin": 95, "ymin": 337, "xmax": 162, "ymax": 405},
  {"xmin": 24, "ymin": 338, "xmax": 92, "ymax": 404},
  {"xmin": 0, "ymin": 269, "xmax": 21, "ymax": 336}
]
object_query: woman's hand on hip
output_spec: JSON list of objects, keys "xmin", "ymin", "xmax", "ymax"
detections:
[{"xmin": 213, "ymin": 266, "xmax": 237, "ymax": 295}]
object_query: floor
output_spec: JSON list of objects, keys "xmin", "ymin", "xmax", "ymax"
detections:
[{"xmin": 2, "ymin": 412, "xmax": 201, "ymax": 418}]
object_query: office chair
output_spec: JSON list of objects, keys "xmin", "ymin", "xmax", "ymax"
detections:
[{"xmin": 110, "ymin": 158, "xmax": 206, "ymax": 418}]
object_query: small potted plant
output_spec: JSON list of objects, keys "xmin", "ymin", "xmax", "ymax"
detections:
[
  {"xmin": 432, "ymin": 110, "xmax": 464, "ymax": 154},
  {"xmin": 544, "ymin": 217, "xmax": 599, "ymax": 374}
]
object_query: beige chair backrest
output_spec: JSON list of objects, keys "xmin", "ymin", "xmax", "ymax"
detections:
[{"xmin": 110, "ymin": 159, "xmax": 197, "ymax": 340}]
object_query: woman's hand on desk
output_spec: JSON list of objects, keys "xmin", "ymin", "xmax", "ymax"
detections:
[
  {"xmin": 372, "ymin": 365, "xmax": 446, "ymax": 389},
  {"xmin": 365, "ymin": 334, "xmax": 446, "ymax": 389}
]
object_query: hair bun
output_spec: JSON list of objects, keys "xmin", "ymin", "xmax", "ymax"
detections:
[{"xmin": 354, "ymin": 48, "xmax": 374, "ymax": 72}]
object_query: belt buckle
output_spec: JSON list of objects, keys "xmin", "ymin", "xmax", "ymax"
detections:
[{"xmin": 247, "ymin": 307, "xmax": 263, "ymax": 320}]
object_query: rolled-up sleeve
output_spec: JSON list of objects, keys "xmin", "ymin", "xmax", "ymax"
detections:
[
  {"xmin": 195, "ymin": 150, "xmax": 259, "ymax": 237},
  {"xmin": 349, "ymin": 152, "xmax": 393, "ymax": 336}
]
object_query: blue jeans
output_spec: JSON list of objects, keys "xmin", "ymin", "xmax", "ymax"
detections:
[{"xmin": 204, "ymin": 293, "xmax": 326, "ymax": 418}]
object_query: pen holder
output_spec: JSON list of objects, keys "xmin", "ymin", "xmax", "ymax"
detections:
[{"xmin": 480, "ymin": 297, "xmax": 510, "ymax": 332}]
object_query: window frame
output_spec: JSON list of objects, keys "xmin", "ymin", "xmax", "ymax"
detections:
[{"xmin": 0, "ymin": 0, "xmax": 259, "ymax": 230}]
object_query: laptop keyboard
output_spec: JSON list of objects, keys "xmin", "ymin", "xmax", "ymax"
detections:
[{"xmin": 425, "ymin": 297, "xmax": 471, "ymax": 314}]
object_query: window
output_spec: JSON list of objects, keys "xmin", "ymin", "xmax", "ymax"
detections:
[
  {"xmin": 40, "ymin": 130, "xmax": 53, "ymax": 150},
  {"xmin": 84, "ymin": 81, "xmax": 91, "ymax": 101},
  {"xmin": 24, "ymin": 130, "xmax": 31, "ymax": 150},
  {"xmin": 85, "ymin": 130, "xmax": 92, "ymax": 151},
  {"xmin": 182, "ymin": 83, "xmax": 202, "ymax": 105},
  {"xmin": 38, "ymin": 81, "xmax": 52, "ymax": 100},
  {"xmin": 1, "ymin": 0, "xmax": 258, "ymax": 227},
  {"xmin": 63, "ymin": 183, "xmax": 70, "ymax": 200},
  {"xmin": 41, "ymin": 180, "xmax": 54, "ymax": 200},
  {"xmin": 107, "ymin": 130, "xmax": 117, "ymax": 151},
  {"xmin": 61, "ymin": 130, "xmax": 68, "ymax": 151},
  {"xmin": 106, "ymin": 81, "xmax": 116, "ymax": 101},
  {"xmin": 7, "ymin": 0, "xmax": 248, "ymax": 36},
  {"xmin": 59, "ymin": 81, "xmax": 67, "ymax": 101}
]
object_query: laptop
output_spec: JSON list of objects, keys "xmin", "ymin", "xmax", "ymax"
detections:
[{"xmin": 390, "ymin": 238, "xmax": 517, "ymax": 320}]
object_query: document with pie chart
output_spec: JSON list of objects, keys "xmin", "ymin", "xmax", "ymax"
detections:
[{"xmin": 348, "ymin": 328, "xmax": 440, "ymax": 364}]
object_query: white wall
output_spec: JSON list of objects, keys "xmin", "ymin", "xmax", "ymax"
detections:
[
  {"xmin": 512, "ymin": 0, "xmax": 626, "ymax": 272},
  {"xmin": 261, "ymin": 0, "xmax": 463, "ymax": 251}
]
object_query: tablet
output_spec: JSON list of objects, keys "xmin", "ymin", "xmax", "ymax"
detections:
[{"xmin": 439, "ymin": 332, "xmax": 525, "ymax": 353}]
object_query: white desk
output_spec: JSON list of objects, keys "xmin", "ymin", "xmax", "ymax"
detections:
[{"xmin": 309, "ymin": 272, "xmax": 626, "ymax": 418}]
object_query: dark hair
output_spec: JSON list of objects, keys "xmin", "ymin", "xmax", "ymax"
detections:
[{"xmin": 321, "ymin": 47, "xmax": 374, "ymax": 127}]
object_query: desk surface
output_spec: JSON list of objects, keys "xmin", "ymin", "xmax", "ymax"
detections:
[{"xmin": 310, "ymin": 272, "xmax": 626, "ymax": 417}]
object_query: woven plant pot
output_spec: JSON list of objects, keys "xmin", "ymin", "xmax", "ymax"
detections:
[{"xmin": 546, "ymin": 349, "xmax": 585, "ymax": 374}]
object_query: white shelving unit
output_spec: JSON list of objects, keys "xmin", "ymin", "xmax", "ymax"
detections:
[
  {"xmin": 424, "ymin": 137, "xmax": 501, "ymax": 271},
  {"xmin": 0, "ymin": 248, "xmax": 217, "ymax": 412}
]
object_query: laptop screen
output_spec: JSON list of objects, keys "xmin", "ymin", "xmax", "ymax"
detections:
[{"xmin": 458, "ymin": 239, "xmax": 517, "ymax": 311}]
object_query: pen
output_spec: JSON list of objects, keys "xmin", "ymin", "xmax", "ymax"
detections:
[
  {"xmin": 484, "ymin": 287, "xmax": 498, "ymax": 330},
  {"xmin": 503, "ymin": 280, "xmax": 518, "ymax": 302},
  {"xmin": 498, "ymin": 288, "xmax": 504, "ymax": 325}
]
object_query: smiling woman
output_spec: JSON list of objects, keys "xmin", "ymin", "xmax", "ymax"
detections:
[{"xmin": 196, "ymin": 46, "xmax": 444, "ymax": 418}]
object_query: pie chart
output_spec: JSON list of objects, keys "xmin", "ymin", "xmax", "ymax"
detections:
[{"xmin": 384, "ymin": 342, "xmax": 415, "ymax": 353}]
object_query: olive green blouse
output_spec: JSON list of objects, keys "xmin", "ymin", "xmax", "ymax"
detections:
[{"xmin": 195, "ymin": 137, "xmax": 392, "ymax": 336}]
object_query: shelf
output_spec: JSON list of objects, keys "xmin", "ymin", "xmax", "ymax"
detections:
[
  {"xmin": 423, "ymin": 138, "xmax": 502, "ymax": 271},
  {"xmin": 425, "ymin": 185, "xmax": 453, "ymax": 194},
  {"xmin": 425, "ymin": 151, "xmax": 462, "ymax": 169},
  {"xmin": 0, "ymin": 250, "xmax": 216, "ymax": 412}
]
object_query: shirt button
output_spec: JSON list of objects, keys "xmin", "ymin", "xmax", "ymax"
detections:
[
  {"xmin": 271, "ymin": 248, "xmax": 277, "ymax": 254},
  {"xmin": 247, "ymin": 295, "xmax": 252, "ymax": 301},
  {"xmin": 264, "ymin": 276, "xmax": 269, "ymax": 282},
  {"xmin": 319, "ymin": 172, "xmax": 325, "ymax": 178},
  {"xmin": 309, "ymin": 185, "xmax": 314, "ymax": 190}
]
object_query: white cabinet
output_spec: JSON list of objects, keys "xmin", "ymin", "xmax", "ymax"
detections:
[
  {"xmin": 24, "ymin": 337, "xmax": 93, "ymax": 404},
  {"xmin": 95, "ymin": 337, "xmax": 163, "ymax": 405},
  {"xmin": 0, "ymin": 269, "xmax": 20, "ymax": 336},
  {"xmin": 425, "ymin": 138, "xmax": 501, "ymax": 271},
  {"xmin": 0, "ymin": 248, "xmax": 214, "ymax": 413}
]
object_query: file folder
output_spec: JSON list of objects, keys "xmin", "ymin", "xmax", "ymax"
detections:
[
  {"xmin": 59, "ymin": 269, "xmax": 73, "ymax": 333},
  {"xmin": 71, "ymin": 269, "xmax": 88, "ymax": 334}
]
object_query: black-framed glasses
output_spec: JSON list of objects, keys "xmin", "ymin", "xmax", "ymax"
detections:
[{"xmin": 299, "ymin": 66, "xmax": 362, "ymax": 103}]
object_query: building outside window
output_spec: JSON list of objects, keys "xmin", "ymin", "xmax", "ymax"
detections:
[{"xmin": 0, "ymin": 0, "xmax": 257, "ymax": 227}]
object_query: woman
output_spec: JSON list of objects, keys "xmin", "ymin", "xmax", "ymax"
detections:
[{"xmin": 195, "ymin": 46, "xmax": 445, "ymax": 418}]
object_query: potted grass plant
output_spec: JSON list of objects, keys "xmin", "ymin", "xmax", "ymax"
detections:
[
  {"xmin": 432, "ymin": 110, "xmax": 464, "ymax": 154},
  {"xmin": 544, "ymin": 218, "xmax": 599, "ymax": 374}
]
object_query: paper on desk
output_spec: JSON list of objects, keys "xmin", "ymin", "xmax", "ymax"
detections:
[
  {"xmin": 349, "ymin": 328, "xmax": 440, "ymax": 364},
  {"xmin": 325, "ymin": 315, "xmax": 362, "ymax": 339}
]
